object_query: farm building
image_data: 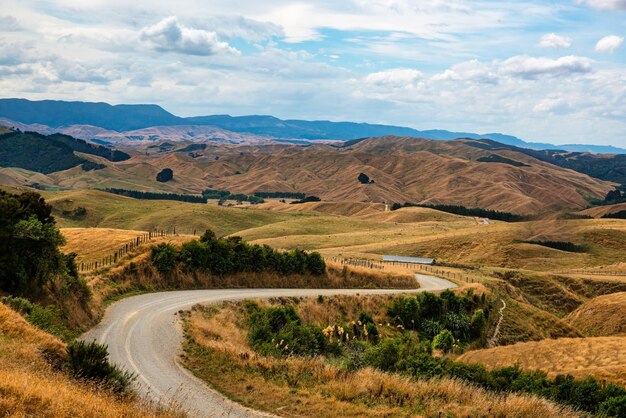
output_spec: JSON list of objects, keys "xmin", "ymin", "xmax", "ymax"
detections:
[{"xmin": 383, "ymin": 255, "xmax": 435, "ymax": 265}]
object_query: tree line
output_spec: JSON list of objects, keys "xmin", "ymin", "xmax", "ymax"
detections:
[
  {"xmin": 150, "ymin": 229, "xmax": 326, "ymax": 276},
  {"xmin": 103, "ymin": 188, "xmax": 207, "ymax": 204},
  {"xmin": 202, "ymin": 189, "xmax": 265, "ymax": 204},
  {"xmin": 253, "ymin": 191, "xmax": 306, "ymax": 199},
  {"xmin": 391, "ymin": 202, "xmax": 525, "ymax": 222},
  {"xmin": 602, "ymin": 210, "xmax": 626, "ymax": 219}
]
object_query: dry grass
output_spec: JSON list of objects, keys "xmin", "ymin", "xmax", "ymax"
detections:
[
  {"xmin": 42, "ymin": 188, "xmax": 626, "ymax": 276},
  {"xmin": 565, "ymin": 292, "xmax": 626, "ymax": 336},
  {"xmin": 61, "ymin": 227, "xmax": 195, "ymax": 264},
  {"xmin": 181, "ymin": 299, "xmax": 577, "ymax": 417},
  {"xmin": 459, "ymin": 336, "xmax": 626, "ymax": 387},
  {"xmin": 0, "ymin": 303, "xmax": 177, "ymax": 418}
]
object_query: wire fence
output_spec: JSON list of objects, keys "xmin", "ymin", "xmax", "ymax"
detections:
[
  {"xmin": 78, "ymin": 229, "xmax": 181, "ymax": 273},
  {"xmin": 325, "ymin": 257, "xmax": 479, "ymax": 283},
  {"xmin": 558, "ymin": 269, "xmax": 626, "ymax": 277}
]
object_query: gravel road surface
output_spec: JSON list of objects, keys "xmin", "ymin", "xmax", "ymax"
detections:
[{"xmin": 82, "ymin": 275, "xmax": 457, "ymax": 417}]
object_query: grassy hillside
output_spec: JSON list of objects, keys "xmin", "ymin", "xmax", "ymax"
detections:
[
  {"xmin": 182, "ymin": 296, "xmax": 578, "ymax": 417},
  {"xmin": 0, "ymin": 131, "xmax": 130, "ymax": 175},
  {"xmin": 43, "ymin": 189, "xmax": 296, "ymax": 236},
  {"xmin": 42, "ymin": 189, "xmax": 626, "ymax": 272},
  {"xmin": 580, "ymin": 202, "xmax": 626, "ymax": 218},
  {"xmin": 460, "ymin": 138, "xmax": 626, "ymax": 185},
  {"xmin": 7, "ymin": 136, "xmax": 613, "ymax": 214},
  {"xmin": 0, "ymin": 302, "xmax": 174, "ymax": 417},
  {"xmin": 458, "ymin": 336, "xmax": 626, "ymax": 387},
  {"xmin": 565, "ymin": 292, "xmax": 626, "ymax": 336},
  {"xmin": 60, "ymin": 227, "xmax": 195, "ymax": 265}
]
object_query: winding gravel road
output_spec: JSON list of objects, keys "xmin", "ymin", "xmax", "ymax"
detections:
[{"xmin": 82, "ymin": 274, "xmax": 456, "ymax": 418}]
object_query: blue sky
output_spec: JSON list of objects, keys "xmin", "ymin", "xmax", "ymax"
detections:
[{"xmin": 0, "ymin": 0, "xmax": 625, "ymax": 146}]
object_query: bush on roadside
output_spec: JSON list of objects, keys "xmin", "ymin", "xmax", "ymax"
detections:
[
  {"xmin": 152, "ymin": 229, "xmax": 326, "ymax": 277},
  {"xmin": 432, "ymin": 329, "xmax": 455, "ymax": 352},
  {"xmin": 65, "ymin": 340, "xmax": 136, "ymax": 396},
  {"xmin": 150, "ymin": 243, "xmax": 178, "ymax": 273},
  {"xmin": 248, "ymin": 306, "xmax": 329, "ymax": 357},
  {"xmin": 1, "ymin": 296, "xmax": 74, "ymax": 341}
]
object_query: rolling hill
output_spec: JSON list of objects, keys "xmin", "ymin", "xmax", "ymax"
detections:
[
  {"xmin": 565, "ymin": 292, "xmax": 626, "ymax": 336},
  {"xmin": 168, "ymin": 136, "xmax": 612, "ymax": 214},
  {"xmin": 460, "ymin": 138, "xmax": 626, "ymax": 185},
  {"xmin": 458, "ymin": 336, "xmax": 626, "ymax": 387},
  {"xmin": 0, "ymin": 135, "xmax": 613, "ymax": 214},
  {"xmin": 0, "ymin": 130, "xmax": 130, "ymax": 174}
]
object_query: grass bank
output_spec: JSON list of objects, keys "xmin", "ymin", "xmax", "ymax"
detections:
[{"xmin": 180, "ymin": 295, "xmax": 578, "ymax": 418}]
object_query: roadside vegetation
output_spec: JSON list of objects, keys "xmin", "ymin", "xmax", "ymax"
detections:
[
  {"xmin": 0, "ymin": 302, "xmax": 176, "ymax": 417},
  {"xmin": 182, "ymin": 294, "xmax": 587, "ymax": 417},
  {"xmin": 0, "ymin": 190, "xmax": 175, "ymax": 416},
  {"xmin": 151, "ymin": 229, "xmax": 327, "ymax": 276}
]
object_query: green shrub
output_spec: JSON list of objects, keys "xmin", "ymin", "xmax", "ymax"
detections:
[
  {"xmin": 432, "ymin": 329, "xmax": 455, "ymax": 352},
  {"xmin": 66, "ymin": 340, "xmax": 135, "ymax": 395},
  {"xmin": 364, "ymin": 338, "xmax": 401, "ymax": 371},
  {"xmin": 248, "ymin": 306, "xmax": 328, "ymax": 357},
  {"xmin": 1, "ymin": 296, "xmax": 74, "ymax": 341},
  {"xmin": 307, "ymin": 252, "xmax": 326, "ymax": 275},
  {"xmin": 150, "ymin": 243, "xmax": 178, "ymax": 273},
  {"xmin": 199, "ymin": 229, "xmax": 217, "ymax": 242},
  {"xmin": 365, "ymin": 322, "xmax": 379, "ymax": 343},
  {"xmin": 599, "ymin": 395, "xmax": 626, "ymax": 417},
  {"xmin": 470, "ymin": 309, "xmax": 486, "ymax": 338},
  {"xmin": 387, "ymin": 296, "xmax": 420, "ymax": 327}
]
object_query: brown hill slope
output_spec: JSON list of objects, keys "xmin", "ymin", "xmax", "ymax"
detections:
[
  {"xmin": 580, "ymin": 202, "xmax": 626, "ymax": 218},
  {"xmin": 197, "ymin": 137, "xmax": 611, "ymax": 214},
  {"xmin": 0, "ymin": 302, "xmax": 173, "ymax": 417},
  {"xmin": 565, "ymin": 292, "xmax": 626, "ymax": 336},
  {"xmin": 2, "ymin": 136, "xmax": 612, "ymax": 214},
  {"xmin": 458, "ymin": 336, "xmax": 626, "ymax": 387}
]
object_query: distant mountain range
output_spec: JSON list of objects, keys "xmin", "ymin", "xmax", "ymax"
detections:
[{"xmin": 0, "ymin": 98, "xmax": 623, "ymax": 154}]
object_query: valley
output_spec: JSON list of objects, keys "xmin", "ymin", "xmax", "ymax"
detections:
[
  {"xmin": 3, "ymin": 0, "xmax": 626, "ymax": 414},
  {"xmin": 2, "ymin": 125, "xmax": 626, "ymax": 417}
]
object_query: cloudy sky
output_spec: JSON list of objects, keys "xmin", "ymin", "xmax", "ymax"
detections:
[{"xmin": 1, "ymin": 1, "xmax": 625, "ymax": 146}]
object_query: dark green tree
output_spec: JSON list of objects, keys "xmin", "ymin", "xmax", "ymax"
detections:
[
  {"xmin": 156, "ymin": 168, "xmax": 173, "ymax": 182},
  {"xmin": 0, "ymin": 191, "xmax": 69, "ymax": 295}
]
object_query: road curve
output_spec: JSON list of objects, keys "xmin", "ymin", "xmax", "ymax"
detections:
[{"xmin": 82, "ymin": 275, "xmax": 456, "ymax": 418}]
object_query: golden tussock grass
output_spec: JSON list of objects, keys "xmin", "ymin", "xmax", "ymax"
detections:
[
  {"xmin": 181, "ymin": 299, "xmax": 577, "ymax": 418},
  {"xmin": 0, "ymin": 369, "xmax": 178, "ymax": 418},
  {"xmin": 61, "ymin": 227, "xmax": 195, "ymax": 264},
  {"xmin": 565, "ymin": 292, "xmax": 626, "ymax": 336},
  {"xmin": 459, "ymin": 336, "xmax": 626, "ymax": 387},
  {"xmin": 0, "ymin": 303, "xmax": 177, "ymax": 418}
]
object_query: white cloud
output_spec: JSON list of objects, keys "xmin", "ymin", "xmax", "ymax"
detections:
[
  {"xmin": 538, "ymin": 33, "xmax": 572, "ymax": 48},
  {"xmin": 576, "ymin": 0, "xmax": 626, "ymax": 11},
  {"xmin": 533, "ymin": 96, "xmax": 572, "ymax": 113},
  {"xmin": 196, "ymin": 16, "xmax": 283, "ymax": 41},
  {"xmin": 499, "ymin": 55, "xmax": 592, "ymax": 79},
  {"xmin": 139, "ymin": 16, "xmax": 239, "ymax": 56},
  {"xmin": 595, "ymin": 35, "xmax": 624, "ymax": 53},
  {"xmin": 432, "ymin": 60, "xmax": 495, "ymax": 82},
  {"xmin": 364, "ymin": 68, "xmax": 423, "ymax": 88}
]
